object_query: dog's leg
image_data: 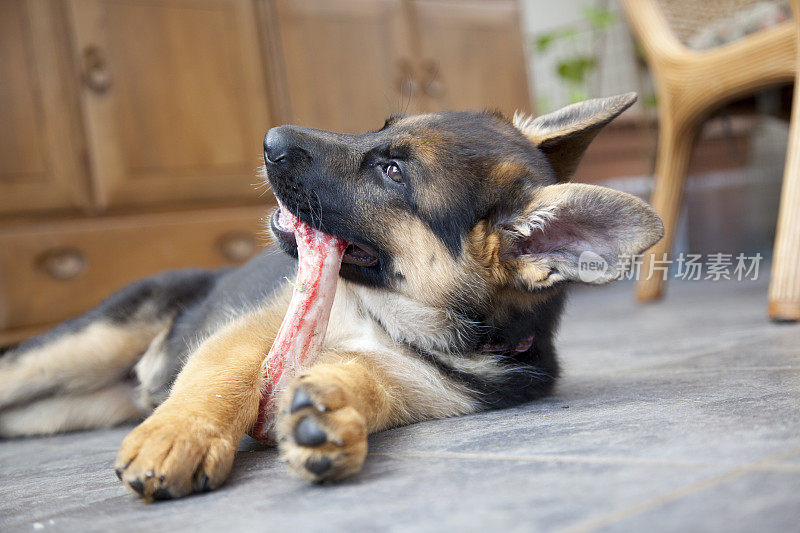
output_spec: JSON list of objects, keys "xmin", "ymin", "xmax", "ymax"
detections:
[
  {"xmin": 114, "ymin": 302, "xmax": 478, "ymax": 498},
  {"xmin": 0, "ymin": 319, "xmax": 167, "ymax": 410},
  {"xmin": 114, "ymin": 303, "xmax": 283, "ymax": 500},
  {"xmin": 274, "ymin": 360, "xmax": 391, "ymax": 482},
  {"xmin": 0, "ymin": 269, "xmax": 217, "ymax": 412},
  {"xmin": 274, "ymin": 354, "xmax": 478, "ymax": 482},
  {"xmin": 0, "ymin": 382, "xmax": 141, "ymax": 438}
]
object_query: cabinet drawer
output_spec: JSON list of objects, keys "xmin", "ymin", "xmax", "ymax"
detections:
[{"xmin": 0, "ymin": 206, "xmax": 273, "ymax": 330}]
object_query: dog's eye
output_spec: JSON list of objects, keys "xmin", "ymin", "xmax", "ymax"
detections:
[{"xmin": 384, "ymin": 162, "xmax": 403, "ymax": 183}]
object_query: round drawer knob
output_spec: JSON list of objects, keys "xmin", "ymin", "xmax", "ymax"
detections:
[
  {"xmin": 39, "ymin": 248, "xmax": 87, "ymax": 280},
  {"xmin": 421, "ymin": 59, "xmax": 443, "ymax": 99},
  {"xmin": 218, "ymin": 232, "xmax": 256, "ymax": 262},
  {"xmin": 82, "ymin": 45, "xmax": 113, "ymax": 95}
]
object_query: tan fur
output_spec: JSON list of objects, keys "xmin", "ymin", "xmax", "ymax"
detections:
[
  {"xmin": 464, "ymin": 220, "xmax": 561, "ymax": 322},
  {"xmin": 492, "ymin": 160, "xmax": 529, "ymax": 183},
  {"xmin": 513, "ymin": 93, "xmax": 638, "ymax": 180},
  {"xmin": 463, "ymin": 184, "xmax": 664, "ymax": 294},
  {"xmin": 401, "ymin": 131, "xmax": 445, "ymax": 169},
  {"xmin": 512, "ymin": 93, "xmax": 638, "ymax": 146},
  {"xmin": 510, "ymin": 183, "xmax": 663, "ymax": 285},
  {"xmin": 114, "ymin": 280, "xmax": 479, "ymax": 498},
  {"xmin": 0, "ymin": 318, "xmax": 166, "ymax": 409},
  {"xmin": 132, "ymin": 325, "xmax": 172, "ymax": 410},
  {"xmin": 328, "ymin": 285, "xmax": 479, "ymax": 416},
  {"xmin": 24, "ymin": 97, "xmax": 661, "ymax": 500},
  {"xmin": 115, "ymin": 301, "xmax": 281, "ymax": 497},
  {"xmin": 387, "ymin": 214, "xmax": 463, "ymax": 305},
  {"xmin": 0, "ymin": 383, "xmax": 141, "ymax": 438},
  {"xmin": 113, "ymin": 163, "xmax": 661, "ymax": 500}
]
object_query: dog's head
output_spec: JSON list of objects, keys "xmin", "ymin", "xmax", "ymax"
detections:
[{"xmin": 265, "ymin": 93, "xmax": 662, "ymax": 348}]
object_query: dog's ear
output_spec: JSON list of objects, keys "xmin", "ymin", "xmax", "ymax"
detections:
[
  {"xmin": 497, "ymin": 183, "xmax": 663, "ymax": 290},
  {"xmin": 514, "ymin": 93, "xmax": 637, "ymax": 181}
]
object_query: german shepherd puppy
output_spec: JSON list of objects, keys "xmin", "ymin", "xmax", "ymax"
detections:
[{"xmin": 0, "ymin": 93, "xmax": 662, "ymax": 500}]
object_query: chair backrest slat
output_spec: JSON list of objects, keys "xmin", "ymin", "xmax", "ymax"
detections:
[{"xmin": 655, "ymin": 0, "xmax": 790, "ymax": 46}]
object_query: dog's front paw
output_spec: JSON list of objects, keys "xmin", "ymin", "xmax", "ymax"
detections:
[
  {"xmin": 276, "ymin": 375, "xmax": 368, "ymax": 483},
  {"xmin": 114, "ymin": 411, "xmax": 236, "ymax": 500}
]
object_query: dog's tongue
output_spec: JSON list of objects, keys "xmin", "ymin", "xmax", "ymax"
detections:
[{"xmin": 249, "ymin": 204, "xmax": 347, "ymax": 442}]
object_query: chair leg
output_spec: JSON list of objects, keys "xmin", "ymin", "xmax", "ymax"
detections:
[
  {"xmin": 768, "ymin": 72, "xmax": 800, "ymax": 321},
  {"xmin": 636, "ymin": 117, "xmax": 696, "ymax": 302}
]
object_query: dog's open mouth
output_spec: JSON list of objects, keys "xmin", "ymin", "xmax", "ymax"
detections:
[{"xmin": 271, "ymin": 207, "xmax": 379, "ymax": 267}]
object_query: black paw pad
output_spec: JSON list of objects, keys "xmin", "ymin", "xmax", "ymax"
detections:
[
  {"xmin": 152, "ymin": 487, "xmax": 173, "ymax": 500},
  {"xmin": 291, "ymin": 388, "xmax": 314, "ymax": 413},
  {"xmin": 197, "ymin": 474, "xmax": 210, "ymax": 492},
  {"xmin": 128, "ymin": 479, "xmax": 145, "ymax": 495},
  {"xmin": 305, "ymin": 456, "xmax": 332, "ymax": 476},
  {"xmin": 294, "ymin": 417, "xmax": 327, "ymax": 447},
  {"xmin": 115, "ymin": 468, "xmax": 123, "ymax": 480}
]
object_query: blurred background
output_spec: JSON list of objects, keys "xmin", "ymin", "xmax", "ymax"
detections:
[{"xmin": 0, "ymin": 0, "xmax": 793, "ymax": 344}]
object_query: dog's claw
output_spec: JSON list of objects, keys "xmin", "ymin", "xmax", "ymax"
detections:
[{"xmin": 294, "ymin": 416, "xmax": 327, "ymax": 447}]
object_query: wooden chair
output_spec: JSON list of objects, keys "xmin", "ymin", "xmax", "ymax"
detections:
[{"xmin": 620, "ymin": 0, "xmax": 800, "ymax": 321}]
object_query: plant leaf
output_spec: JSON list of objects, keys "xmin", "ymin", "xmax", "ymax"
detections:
[
  {"xmin": 556, "ymin": 56, "xmax": 597, "ymax": 84},
  {"xmin": 583, "ymin": 6, "xmax": 616, "ymax": 30},
  {"xmin": 536, "ymin": 33, "xmax": 555, "ymax": 52}
]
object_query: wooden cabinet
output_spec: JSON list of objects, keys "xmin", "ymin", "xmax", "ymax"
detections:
[
  {"xmin": 411, "ymin": 0, "xmax": 531, "ymax": 116},
  {"xmin": 272, "ymin": 0, "xmax": 417, "ymax": 133},
  {"xmin": 0, "ymin": 0, "xmax": 276, "ymax": 344},
  {"xmin": 0, "ymin": 206, "xmax": 267, "ymax": 331},
  {"xmin": 271, "ymin": 0, "xmax": 531, "ymax": 133},
  {"xmin": 68, "ymin": 0, "xmax": 272, "ymax": 208},
  {"xmin": 0, "ymin": 0, "xmax": 89, "ymax": 215},
  {"xmin": 0, "ymin": 0, "xmax": 532, "ymax": 344}
]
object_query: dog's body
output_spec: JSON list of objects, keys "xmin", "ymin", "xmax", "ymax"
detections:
[{"xmin": 0, "ymin": 94, "xmax": 662, "ymax": 500}]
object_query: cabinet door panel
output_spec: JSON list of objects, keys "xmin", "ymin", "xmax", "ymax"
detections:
[
  {"xmin": 0, "ymin": 0, "xmax": 89, "ymax": 214},
  {"xmin": 411, "ymin": 0, "xmax": 531, "ymax": 116},
  {"xmin": 273, "ymin": 0, "xmax": 417, "ymax": 133},
  {"xmin": 68, "ymin": 0, "xmax": 272, "ymax": 208}
]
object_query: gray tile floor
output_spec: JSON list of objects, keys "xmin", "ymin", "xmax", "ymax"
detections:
[{"xmin": 1, "ymin": 277, "xmax": 798, "ymax": 532}]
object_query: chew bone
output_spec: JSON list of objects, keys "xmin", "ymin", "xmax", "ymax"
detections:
[{"xmin": 249, "ymin": 204, "xmax": 347, "ymax": 442}]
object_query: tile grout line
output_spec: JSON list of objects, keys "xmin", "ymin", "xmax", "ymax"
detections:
[
  {"xmin": 567, "ymin": 365, "xmax": 800, "ymax": 384},
  {"xmin": 368, "ymin": 450, "xmax": 800, "ymax": 472},
  {"xmin": 566, "ymin": 335, "xmax": 800, "ymax": 378},
  {"xmin": 552, "ymin": 446, "xmax": 800, "ymax": 533}
]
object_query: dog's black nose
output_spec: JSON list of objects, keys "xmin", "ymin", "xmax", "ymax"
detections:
[
  {"xmin": 264, "ymin": 127, "xmax": 290, "ymax": 164},
  {"xmin": 264, "ymin": 126, "xmax": 311, "ymax": 166}
]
